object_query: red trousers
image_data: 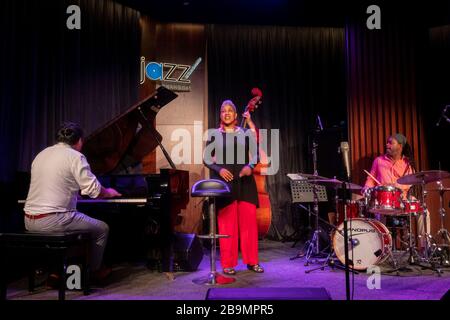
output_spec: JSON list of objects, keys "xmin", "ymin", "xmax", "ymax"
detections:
[{"xmin": 218, "ymin": 200, "xmax": 258, "ymax": 268}]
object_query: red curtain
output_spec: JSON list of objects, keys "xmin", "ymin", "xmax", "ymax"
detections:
[{"xmin": 346, "ymin": 23, "xmax": 429, "ymax": 186}]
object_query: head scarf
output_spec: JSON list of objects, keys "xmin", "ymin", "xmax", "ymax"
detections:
[{"xmin": 391, "ymin": 133, "xmax": 407, "ymax": 145}]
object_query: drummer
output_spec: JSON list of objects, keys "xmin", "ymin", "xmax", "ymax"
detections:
[
  {"xmin": 362, "ymin": 133, "xmax": 430, "ymax": 249},
  {"xmin": 362, "ymin": 133, "xmax": 414, "ymax": 198}
]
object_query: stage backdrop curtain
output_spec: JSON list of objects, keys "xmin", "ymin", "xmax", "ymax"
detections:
[
  {"xmin": 0, "ymin": 0, "xmax": 141, "ymax": 184},
  {"xmin": 345, "ymin": 21, "xmax": 429, "ymax": 187},
  {"xmin": 425, "ymin": 25, "xmax": 450, "ymax": 171},
  {"xmin": 207, "ymin": 25, "xmax": 346, "ymax": 239}
]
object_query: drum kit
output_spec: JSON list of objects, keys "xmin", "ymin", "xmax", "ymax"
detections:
[{"xmin": 302, "ymin": 170, "xmax": 450, "ymax": 275}]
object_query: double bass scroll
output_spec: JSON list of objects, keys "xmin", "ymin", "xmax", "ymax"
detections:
[{"xmin": 241, "ymin": 88, "xmax": 272, "ymax": 238}]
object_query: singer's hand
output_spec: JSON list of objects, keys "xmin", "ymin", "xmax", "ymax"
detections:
[
  {"xmin": 219, "ymin": 168, "xmax": 234, "ymax": 182},
  {"xmin": 239, "ymin": 165, "xmax": 252, "ymax": 177},
  {"xmin": 242, "ymin": 111, "xmax": 256, "ymax": 130}
]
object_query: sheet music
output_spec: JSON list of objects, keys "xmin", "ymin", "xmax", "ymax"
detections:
[{"xmin": 287, "ymin": 173, "xmax": 307, "ymax": 181}]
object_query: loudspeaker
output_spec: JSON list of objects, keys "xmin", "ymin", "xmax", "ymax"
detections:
[
  {"xmin": 205, "ymin": 287, "xmax": 332, "ymax": 300},
  {"xmin": 173, "ymin": 232, "xmax": 204, "ymax": 272},
  {"xmin": 441, "ymin": 289, "xmax": 450, "ymax": 301}
]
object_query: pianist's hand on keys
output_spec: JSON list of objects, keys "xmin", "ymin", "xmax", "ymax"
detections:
[{"xmin": 99, "ymin": 187, "xmax": 122, "ymax": 198}]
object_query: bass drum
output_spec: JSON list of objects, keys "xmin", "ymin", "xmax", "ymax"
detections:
[{"xmin": 332, "ymin": 218, "xmax": 392, "ymax": 270}]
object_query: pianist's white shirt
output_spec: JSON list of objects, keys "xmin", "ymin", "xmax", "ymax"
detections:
[{"xmin": 24, "ymin": 143, "xmax": 101, "ymax": 215}]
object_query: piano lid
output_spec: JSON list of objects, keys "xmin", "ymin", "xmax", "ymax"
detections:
[{"xmin": 82, "ymin": 86, "xmax": 178, "ymax": 175}]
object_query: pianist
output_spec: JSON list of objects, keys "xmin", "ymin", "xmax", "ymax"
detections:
[{"xmin": 23, "ymin": 122, "xmax": 121, "ymax": 280}]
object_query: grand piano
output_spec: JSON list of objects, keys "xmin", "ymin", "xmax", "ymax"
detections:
[{"xmin": 77, "ymin": 86, "xmax": 189, "ymax": 272}]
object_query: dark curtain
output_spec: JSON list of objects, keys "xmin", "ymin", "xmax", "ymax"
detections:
[
  {"xmin": 0, "ymin": 0, "xmax": 141, "ymax": 229},
  {"xmin": 345, "ymin": 21, "xmax": 429, "ymax": 187},
  {"xmin": 206, "ymin": 25, "xmax": 346, "ymax": 239},
  {"xmin": 425, "ymin": 25, "xmax": 450, "ymax": 171}
]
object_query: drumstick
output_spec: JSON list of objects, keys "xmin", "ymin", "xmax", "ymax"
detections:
[{"xmin": 364, "ymin": 169, "xmax": 381, "ymax": 185}]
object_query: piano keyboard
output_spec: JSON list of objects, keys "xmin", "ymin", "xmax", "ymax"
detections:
[
  {"xmin": 77, "ymin": 198, "xmax": 148, "ymax": 204},
  {"xmin": 18, "ymin": 198, "xmax": 148, "ymax": 204}
]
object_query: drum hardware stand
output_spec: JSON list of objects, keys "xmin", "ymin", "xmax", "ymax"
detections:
[
  {"xmin": 301, "ymin": 137, "xmax": 332, "ymax": 264},
  {"xmin": 304, "ymin": 212, "xmax": 359, "ymax": 275},
  {"xmin": 381, "ymin": 210, "xmax": 440, "ymax": 275},
  {"xmin": 433, "ymin": 183, "xmax": 450, "ymax": 268},
  {"xmin": 383, "ymin": 249, "xmax": 416, "ymax": 275},
  {"xmin": 407, "ymin": 212, "xmax": 421, "ymax": 265},
  {"xmin": 305, "ymin": 183, "xmax": 358, "ymax": 274},
  {"xmin": 415, "ymin": 178, "xmax": 444, "ymax": 275},
  {"xmin": 286, "ymin": 203, "xmax": 312, "ymax": 248},
  {"xmin": 289, "ymin": 203, "xmax": 312, "ymax": 251},
  {"xmin": 302, "ymin": 182, "xmax": 329, "ymax": 266},
  {"xmin": 287, "ymin": 174, "xmax": 328, "ymax": 263},
  {"xmin": 289, "ymin": 203, "xmax": 330, "ymax": 261},
  {"xmin": 304, "ymin": 245, "xmax": 359, "ymax": 275},
  {"xmin": 310, "ymin": 140, "xmax": 322, "ymax": 257},
  {"xmin": 398, "ymin": 171, "xmax": 450, "ymax": 274},
  {"xmin": 376, "ymin": 212, "xmax": 419, "ymax": 275},
  {"xmin": 420, "ymin": 179, "xmax": 431, "ymax": 260},
  {"xmin": 383, "ymin": 217, "xmax": 416, "ymax": 275},
  {"xmin": 436, "ymin": 182, "xmax": 450, "ymax": 244},
  {"xmin": 405, "ymin": 210, "xmax": 443, "ymax": 275}
]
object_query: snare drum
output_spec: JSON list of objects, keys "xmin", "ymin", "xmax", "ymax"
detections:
[
  {"xmin": 368, "ymin": 185, "xmax": 404, "ymax": 215},
  {"xmin": 332, "ymin": 218, "xmax": 392, "ymax": 270}
]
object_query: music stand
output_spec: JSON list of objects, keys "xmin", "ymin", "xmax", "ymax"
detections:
[
  {"xmin": 290, "ymin": 179, "xmax": 328, "ymax": 203},
  {"xmin": 288, "ymin": 174, "xmax": 328, "ymax": 263}
]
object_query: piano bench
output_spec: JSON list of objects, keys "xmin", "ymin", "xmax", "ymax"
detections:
[{"xmin": 0, "ymin": 231, "xmax": 91, "ymax": 301}]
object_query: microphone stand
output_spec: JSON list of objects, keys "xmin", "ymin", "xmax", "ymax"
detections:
[
  {"xmin": 436, "ymin": 105, "xmax": 450, "ymax": 127},
  {"xmin": 342, "ymin": 177, "xmax": 351, "ymax": 301}
]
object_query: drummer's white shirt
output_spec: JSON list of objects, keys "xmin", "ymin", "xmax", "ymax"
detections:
[{"xmin": 24, "ymin": 143, "xmax": 101, "ymax": 215}]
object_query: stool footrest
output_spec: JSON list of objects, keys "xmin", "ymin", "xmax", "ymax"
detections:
[{"xmin": 198, "ymin": 234, "xmax": 230, "ymax": 239}]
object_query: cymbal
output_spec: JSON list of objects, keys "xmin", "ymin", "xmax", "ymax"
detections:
[
  {"xmin": 397, "ymin": 170, "xmax": 450, "ymax": 185},
  {"xmin": 299, "ymin": 173, "xmax": 330, "ymax": 179},
  {"xmin": 287, "ymin": 173, "xmax": 329, "ymax": 180},
  {"xmin": 308, "ymin": 178, "xmax": 363, "ymax": 191}
]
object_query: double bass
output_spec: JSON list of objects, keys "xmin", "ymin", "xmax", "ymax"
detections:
[{"xmin": 241, "ymin": 88, "xmax": 272, "ymax": 238}]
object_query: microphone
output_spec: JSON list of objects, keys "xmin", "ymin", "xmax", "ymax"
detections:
[
  {"xmin": 340, "ymin": 141, "xmax": 351, "ymax": 180},
  {"xmin": 316, "ymin": 115, "xmax": 323, "ymax": 131},
  {"xmin": 436, "ymin": 105, "xmax": 450, "ymax": 127}
]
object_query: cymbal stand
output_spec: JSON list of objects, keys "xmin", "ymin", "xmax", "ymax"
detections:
[
  {"xmin": 407, "ymin": 211, "xmax": 421, "ymax": 265},
  {"xmin": 305, "ymin": 190, "xmax": 358, "ymax": 275},
  {"xmin": 414, "ymin": 178, "xmax": 443, "ymax": 274},
  {"xmin": 420, "ymin": 178, "xmax": 431, "ymax": 260},
  {"xmin": 428, "ymin": 181, "xmax": 450, "ymax": 269},
  {"xmin": 302, "ymin": 140, "xmax": 327, "ymax": 265},
  {"xmin": 383, "ymin": 213, "xmax": 416, "ymax": 275},
  {"xmin": 436, "ymin": 181, "xmax": 450, "ymax": 244}
]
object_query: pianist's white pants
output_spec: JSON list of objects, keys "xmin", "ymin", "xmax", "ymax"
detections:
[{"xmin": 25, "ymin": 211, "xmax": 109, "ymax": 271}]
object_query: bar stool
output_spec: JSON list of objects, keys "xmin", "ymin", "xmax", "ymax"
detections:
[{"xmin": 191, "ymin": 179, "xmax": 235, "ymax": 285}]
